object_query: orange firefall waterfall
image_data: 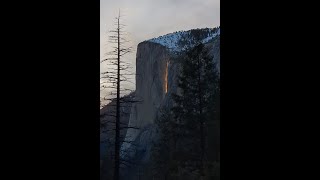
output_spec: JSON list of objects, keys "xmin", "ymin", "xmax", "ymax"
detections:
[{"xmin": 165, "ymin": 61, "xmax": 168, "ymax": 93}]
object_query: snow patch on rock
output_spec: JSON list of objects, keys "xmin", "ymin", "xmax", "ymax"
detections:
[{"xmin": 147, "ymin": 27, "xmax": 220, "ymax": 52}]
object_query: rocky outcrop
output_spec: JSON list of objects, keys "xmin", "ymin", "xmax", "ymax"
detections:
[
  {"xmin": 100, "ymin": 92, "xmax": 135, "ymax": 158},
  {"xmin": 120, "ymin": 41, "xmax": 178, "ymax": 180},
  {"xmin": 121, "ymin": 42, "xmax": 170, "ymax": 152},
  {"xmin": 100, "ymin": 92, "xmax": 134, "ymax": 179},
  {"xmin": 120, "ymin": 28, "xmax": 220, "ymax": 179}
]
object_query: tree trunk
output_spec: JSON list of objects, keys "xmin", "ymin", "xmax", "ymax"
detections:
[{"xmin": 114, "ymin": 10, "xmax": 121, "ymax": 180}]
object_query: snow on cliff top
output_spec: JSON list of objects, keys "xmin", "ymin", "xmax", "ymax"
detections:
[{"xmin": 147, "ymin": 27, "xmax": 220, "ymax": 52}]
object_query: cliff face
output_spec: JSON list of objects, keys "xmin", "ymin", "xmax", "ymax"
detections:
[
  {"xmin": 100, "ymin": 93, "xmax": 134, "ymax": 179},
  {"xmin": 120, "ymin": 41, "xmax": 180, "ymax": 180},
  {"xmin": 118, "ymin": 28, "xmax": 220, "ymax": 179},
  {"xmin": 122, "ymin": 27, "xmax": 220, "ymax": 164},
  {"xmin": 100, "ymin": 92, "xmax": 134, "ymax": 158},
  {"xmin": 121, "ymin": 42, "xmax": 172, "ymax": 158},
  {"xmin": 135, "ymin": 42, "xmax": 169, "ymax": 126}
]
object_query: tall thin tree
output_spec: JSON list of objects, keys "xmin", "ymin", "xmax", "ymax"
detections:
[{"xmin": 100, "ymin": 9, "xmax": 141, "ymax": 180}]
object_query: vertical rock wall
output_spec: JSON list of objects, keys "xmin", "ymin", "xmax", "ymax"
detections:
[
  {"xmin": 120, "ymin": 35, "xmax": 220, "ymax": 179},
  {"xmin": 121, "ymin": 41, "xmax": 171, "ymax": 154}
]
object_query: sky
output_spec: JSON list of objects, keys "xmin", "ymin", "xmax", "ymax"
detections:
[{"xmin": 100, "ymin": 0, "xmax": 220, "ymax": 104}]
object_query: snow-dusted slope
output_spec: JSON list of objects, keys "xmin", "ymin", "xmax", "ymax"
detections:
[{"xmin": 147, "ymin": 27, "xmax": 220, "ymax": 52}]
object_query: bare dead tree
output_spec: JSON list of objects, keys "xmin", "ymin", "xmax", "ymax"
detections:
[{"xmin": 100, "ymin": 9, "xmax": 142, "ymax": 180}]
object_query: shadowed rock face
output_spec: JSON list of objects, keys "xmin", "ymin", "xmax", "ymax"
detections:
[
  {"xmin": 120, "ymin": 30, "xmax": 220, "ymax": 179},
  {"xmin": 123, "ymin": 33, "xmax": 220, "ymax": 152},
  {"xmin": 120, "ymin": 40, "xmax": 185, "ymax": 156},
  {"xmin": 100, "ymin": 92, "xmax": 135, "ymax": 180},
  {"xmin": 135, "ymin": 42, "xmax": 169, "ymax": 126},
  {"xmin": 119, "ymin": 41, "xmax": 177, "ymax": 180},
  {"xmin": 127, "ymin": 28, "xmax": 220, "ymax": 140},
  {"xmin": 100, "ymin": 93, "xmax": 135, "ymax": 158}
]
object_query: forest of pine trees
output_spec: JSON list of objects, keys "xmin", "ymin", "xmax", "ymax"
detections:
[{"xmin": 150, "ymin": 43, "xmax": 220, "ymax": 180}]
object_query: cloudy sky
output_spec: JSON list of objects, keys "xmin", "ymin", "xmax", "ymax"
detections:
[{"xmin": 100, "ymin": 0, "xmax": 220, "ymax": 102}]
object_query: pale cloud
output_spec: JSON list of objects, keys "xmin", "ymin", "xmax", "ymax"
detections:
[
  {"xmin": 101, "ymin": 0, "xmax": 220, "ymax": 58},
  {"xmin": 100, "ymin": 0, "xmax": 220, "ymax": 103}
]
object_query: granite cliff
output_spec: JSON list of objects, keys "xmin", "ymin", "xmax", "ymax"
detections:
[{"xmin": 120, "ymin": 27, "xmax": 220, "ymax": 179}]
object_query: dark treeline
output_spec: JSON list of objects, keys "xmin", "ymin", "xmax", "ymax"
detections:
[{"xmin": 148, "ymin": 43, "xmax": 220, "ymax": 180}]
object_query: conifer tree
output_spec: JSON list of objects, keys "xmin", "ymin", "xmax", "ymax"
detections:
[{"xmin": 171, "ymin": 43, "xmax": 219, "ymax": 179}]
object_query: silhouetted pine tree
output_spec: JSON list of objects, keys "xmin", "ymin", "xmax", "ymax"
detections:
[
  {"xmin": 100, "ymin": 9, "xmax": 141, "ymax": 180},
  {"xmin": 170, "ymin": 43, "xmax": 219, "ymax": 179}
]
